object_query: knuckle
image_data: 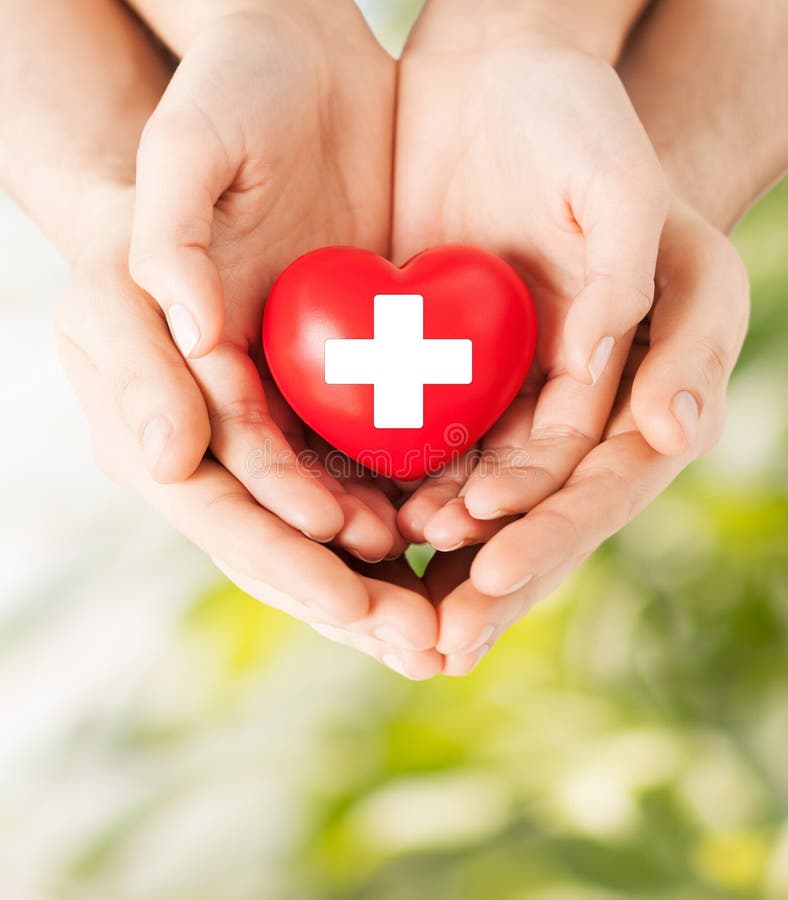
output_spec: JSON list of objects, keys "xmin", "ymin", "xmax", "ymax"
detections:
[
  {"xmin": 166, "ymin": 215, "xmax": 213, "ymax": 253},
  {"xmin": 112, "ymin": 363, "xmax": 149, "ymax": 433},
  {"xmin": 507, "ymin": 462, "xmax": 553, "ymax": 486},
  {"xmin": 127, "ymin": 249, "xmax": 156, "ymax": 291},
  {"xmin": 129, "ymin": 218, "xmax": 213, "ymax": 289},
  {"xmin": 137, "ymin": 112, "xmax": 184, "ymax": 162},
  {"xmin": 596, "ymin": 148, "xmax": 665, "ymax": 202},
  {"xmin": 127, "ymin": 248, "xmax": 178, "ymax": 306},
  {"xmin": 572, "ymin": 463, "xmax": 635, "ymax": 531},
  {"xmin": 128, "ymin": 245, "xmax": 171, "ymax": 298},
  {"xmin": 53, "ymin": 295, "xmax": 99, "ymax": 377},
  {"xmin": 696, "ymin": 337, "xmax": 729, "ymax": 391},
  {"xmin": 606, "ymin": 158, "xmax": 669, "ymax": 225},
  {"xmin": 201, "ymin": 487, "xmax": 251, "ymax": 518},
  {"xmin": 534, "ymin": 505, "xmax": 583, "ymax": 552},
  {"xmin": 528, "ymin": 424, "xmax": 596, "ymax": 450},
  {"xmin": 584, "ymin": 271, "xmax": 655, "ymax": 319},
  {"xmin": 632, "ymin": 278, "xmax": 657, "ymax": 317},
  {"xmin": 137, "ymin": 99, "xmax": 230, "ymax": 187},
  {"xmin": 209, "ymin": 398, "xmax": 278, "ymax": 435}
]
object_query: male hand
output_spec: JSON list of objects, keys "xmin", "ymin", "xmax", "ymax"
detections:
[{"xmin": 423, "ymin": 202, "xmax": 750, "ymax": 674}]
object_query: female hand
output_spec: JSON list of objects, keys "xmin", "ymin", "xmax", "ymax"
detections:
[
  {"xmin": 392, "ymin": 0, "xmax": 669, "ymax": 549},
  {"xmin": 128, "ymin": 2, "xmax": 402, "ymax": 560}
]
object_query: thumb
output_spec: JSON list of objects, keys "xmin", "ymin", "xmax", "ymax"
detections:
[
  {"xmin": 564, "ymin": 163, "xmax": 669, "ymax": 385},
  {"xmin": 631, "ymin": 214, "xmax": 750, "ymax": 457},
  {"xmin": 130, "ymin": 107, "xmax": 229, "ymax": 359},
  {"xmin": 57, "ymin": 262, "xmax": 212, "ymax": 483}
]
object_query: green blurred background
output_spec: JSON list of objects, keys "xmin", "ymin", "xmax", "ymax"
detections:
[{"xmin": 1, "ymin": 4, "xmax": 788, "ymax": 899}]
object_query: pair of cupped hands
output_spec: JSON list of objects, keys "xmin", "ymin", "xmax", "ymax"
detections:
[{"xmin": 56, "ymin": 1, "xmax": 749, "ymax": 678}]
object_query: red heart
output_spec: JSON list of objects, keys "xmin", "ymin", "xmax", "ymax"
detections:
[{"xmin": 263, "ymin": 246, "xmax": 537, "ymax": 480}]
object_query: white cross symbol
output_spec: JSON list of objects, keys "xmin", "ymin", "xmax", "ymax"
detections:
[{"xmin": 324, "ymin": 294, "xmax": 473, "ymax": 429}]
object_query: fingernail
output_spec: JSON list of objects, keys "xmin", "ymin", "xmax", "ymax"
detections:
[
  {"xmin": 500, "ymin": 572, "xmax": 534, "ymax": 597},
  {"xmin": 301, "ymin": 530, "xmax": 337, "ymax": 545},
  {"xmin": 382, "ymin": 653, "xmax": 410, "ymax": 678},
  {"xmin": 672, "ymin": 390, "xmax": 699, "ymax": 447},
  {"xmin": 167, "ymin": 304, "xmax": 200, "ymax": 357},
  {"xmin": 436, "ymin": 539, "xmax": 467, "ymax": 552},
  {"xmin": 468, "ymin": 507, "xmax": 504, "ymax": 522},
  {"xmin": 588, "ymin": 335, "xmax": 615, "ymax": 384},
  {"xmin": 141, "ymin": 415, "xmax": 172, "ymax": 473},
  {"xmin": 464, "ymin": 624, "xmax": 496, "ymax": 654},
  {"xmin": 465, "ymin": 500, "xmax": 504, "ymax": 521},
  {"xmin": 374, "ymin": 624, "xmax": 420, "ymax": 650},
  {"xmin": 356, "ymin": 551, "xmax": 386, "ymax": 564}
]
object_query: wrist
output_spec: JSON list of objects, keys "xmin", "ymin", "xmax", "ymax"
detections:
[
  {"xmin": 129, "ymin": 0, "xmax": 360, "ymax": 55},
  {"xmin": 515, "ymin": 0, "xmax": 645, "ymax": 62},
  {"xmin": 649, "ymin": 141, "xmax": 752, "ymax": 236},
  {"xmin": 618, "ymin": 0, "xmax": 788, "ymax": 235},
  {"xmin": 419, "ymin": 0, "xmax": 649, "ymax": 63}
]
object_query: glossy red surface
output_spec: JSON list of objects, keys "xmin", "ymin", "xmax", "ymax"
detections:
[{"xmin": 263, "ymin": 245, "xmax": 537, "ymax": 479}]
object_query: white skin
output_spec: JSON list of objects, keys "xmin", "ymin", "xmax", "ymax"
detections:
[{"xmin": 3, "ymin": 0, "xmax": 780, "ymax": 676}]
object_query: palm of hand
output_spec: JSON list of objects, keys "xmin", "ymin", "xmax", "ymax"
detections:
[
  {"xmin": 392, "ymin": 33, "xmax": 666, "ymax": 553},
  {"xmin": 399, "ymin": 203, "xmax": 749, "ymax": 676},
  {"xmin": 132, "ymin": 9, "xmax": 403, "ymax": 559},
  {"xmin": 200, "ymin": 14, "xmax": 392, "ymax": 335},
  {"xmin": 127, "ymin": 11, "xmax": 690, "ymax": 678}
]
